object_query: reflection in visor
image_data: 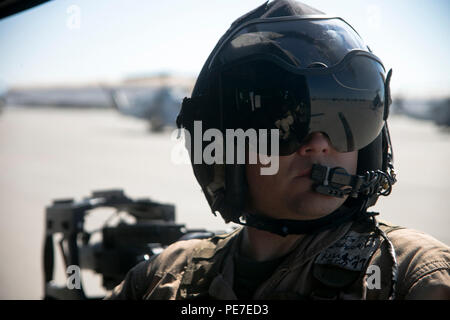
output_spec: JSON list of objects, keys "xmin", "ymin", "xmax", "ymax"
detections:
[
  {"xmin": 307, "ymin": 55, "xmax": 385, "ymax": 152},
  {"xmin": 221, "ymin": 54, "xmax": 386, "ymax": 154}
]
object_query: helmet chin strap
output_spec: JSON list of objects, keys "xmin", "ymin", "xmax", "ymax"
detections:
[
  {"xmin": 238, "ymin": 204, "xmax": 367, "ymax": 237},
  {"xmin": 311, "ymin": 164, "xmax": 396, "ymax": 199}
]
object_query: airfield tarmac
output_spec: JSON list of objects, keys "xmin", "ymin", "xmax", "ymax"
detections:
[{"xmin": 0, "ymin": 106, "xmax": 449, "ymax": 299}]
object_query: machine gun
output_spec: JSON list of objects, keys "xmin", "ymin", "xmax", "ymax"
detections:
[{"xmin": 43, "ymin": 189, "xmax": 218, "ymax": 299}]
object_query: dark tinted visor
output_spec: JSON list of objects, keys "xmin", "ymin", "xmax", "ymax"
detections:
[{"xmin": 221, "ymin": 53, "xmax": 386, "ymax": 154}]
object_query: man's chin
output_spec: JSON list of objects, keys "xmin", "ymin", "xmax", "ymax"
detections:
[{"xmin": 286, "ymin": 191, "xmax": 346, "ymax": 220}]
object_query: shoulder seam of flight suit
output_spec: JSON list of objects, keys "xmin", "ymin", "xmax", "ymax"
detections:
[{"xmin": 401, "ymin": 259, "xmax": 450, "ymax": 296}]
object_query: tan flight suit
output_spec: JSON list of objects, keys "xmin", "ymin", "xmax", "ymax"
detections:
[{"xmin": 105, "ymin": 219, "xmax": 450, "ymax": 300}]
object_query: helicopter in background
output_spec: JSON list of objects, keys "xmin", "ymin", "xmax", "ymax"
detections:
[{"xmin": 104, "ymin": 82, "xmax": 190, "ymax": 132}]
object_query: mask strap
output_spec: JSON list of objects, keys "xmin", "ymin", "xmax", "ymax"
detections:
[{"xmin": 311, "ymin": 164, "xmax": 396, "ymax": 199}]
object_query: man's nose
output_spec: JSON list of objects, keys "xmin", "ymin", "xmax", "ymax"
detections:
[{"xmin": 296, "ymin": 132, "xmax": 332, "ymax": 156}]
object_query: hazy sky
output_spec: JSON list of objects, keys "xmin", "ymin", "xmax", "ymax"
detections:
[{"xmin": 0, "ymin": 0, "xmax": 449, "ymax": 98}]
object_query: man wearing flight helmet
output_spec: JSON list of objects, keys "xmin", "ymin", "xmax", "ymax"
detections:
[{"xmin": 107, "ymin": 0, "xmax": 450, "ymax": 300}]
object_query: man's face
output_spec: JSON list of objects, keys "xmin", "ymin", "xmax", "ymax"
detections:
[{"xmin": 246, "ymin": 132, "xmax": 358, "ymax": 220}]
